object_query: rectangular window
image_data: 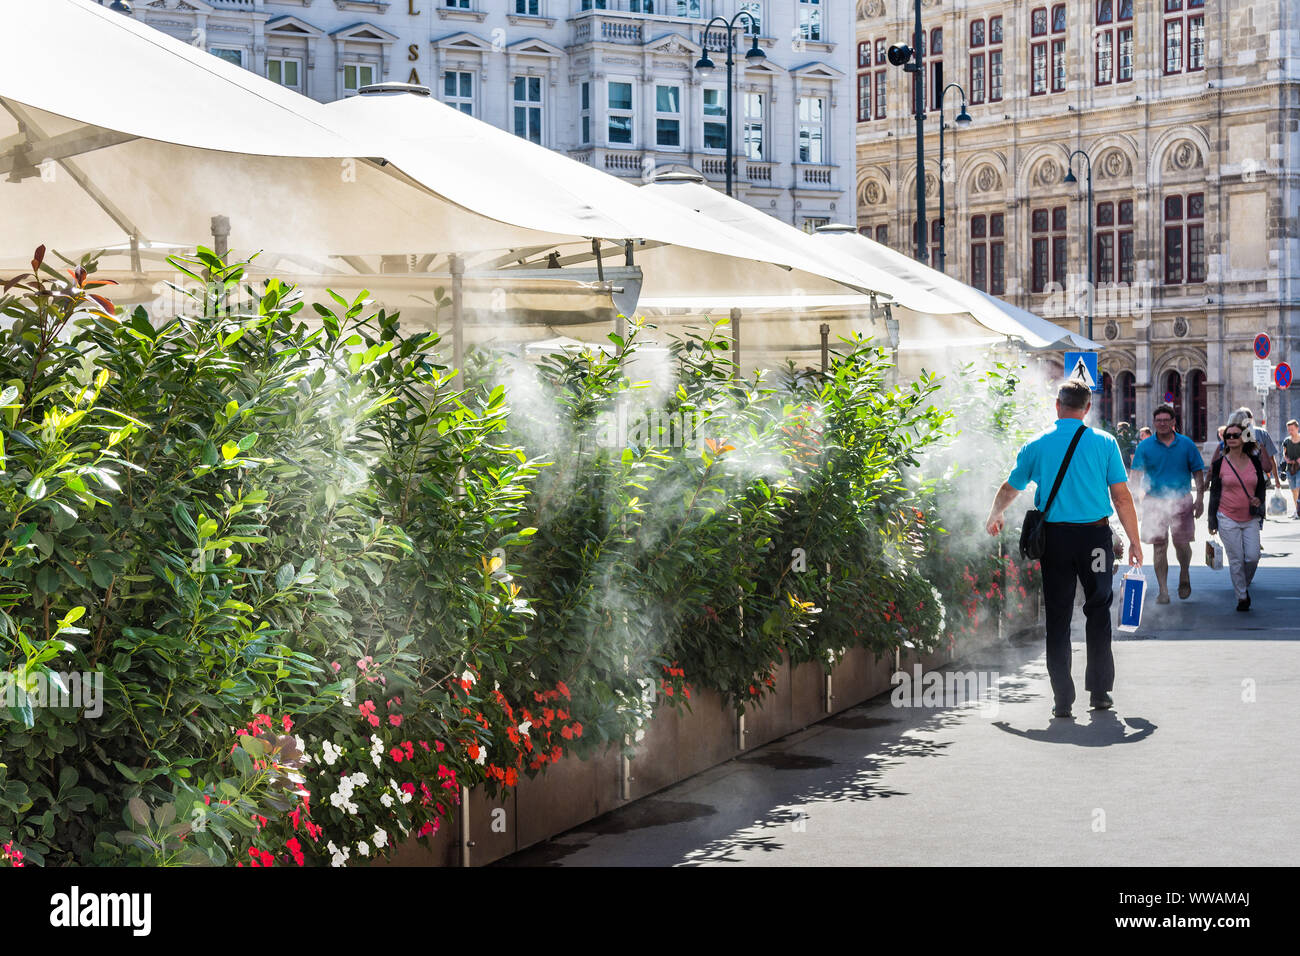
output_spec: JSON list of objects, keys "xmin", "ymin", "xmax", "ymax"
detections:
[
  {"xmin": 580, "ymin": 81, "xmax": 591, "ymax": 145},
  {"xmin": 267, "ymin": 56, "xmax": 301, "ymax": 90},
  {"xmin": 1165, "ymin": 18, "xmax": 1183, "ymax": 73},
  {"xmin": 512, "ymin": 75, "xmax": 543, "ymax": 144},
  {"xmin": 1118, "ymin": 27, "xmax": 1134, "ymax": 81},
  {"xmin": 875, "ymin": 69, "xmax": 887, "ymax": 118},
  {"xmin": 798, "ymin": 96, "xmax": 825, "ymax": 164},
  {"xmin": 1097, "ymin": 232, "xmax": 1115, "ymax": 283},
  {"xmin": 1097, "ymin": 0, "xmax": 1113, "ymax": 23},
  {"xmin": 515, "ymin": 0, "xmax": 540, "ymax": 13},
  {"xmin": 1032, "ymin": 7, "xmax": 1048, "ymax": 36},
  {"xmin": 344, "ymin": 63, "xmax": 375, "ymax": 96},
  {"xmin": 1052, "ymin": 38, "xmax": 1067, "ymax": 91},
  {"xmin": 1031, "ymin": 207, "xmax": 1068, "ymax": 292},
  {"xmin": 1188, "ymin": 15, "xmax": 1205, "ymax": 70},
  {"xmin": 799, "ymin": 0, "xmax": 821, "ymax": 42},
  {"xmin": 990, "ymin": 16, "xmax": 1003, "ymax": 43},
  {"xmin": 970, "ymin": 53, "xmax": 985, "ymax": 104},
  {"xmin": 581, "ymin": 0, "xmax": 607, "ymax": 8},
  {"xmin": 446, "ymin": 0, "xmax": 471, "ymax": 8},
  {"xmin": 673, "ymin": 0, "xmax": 703, "ymax": 17},
  {"xmin": 739, "ymin": 2, "xmax": 762, "ymax": 35},
  {"xmin": 1119, "ymin": 232, "xmax": 1135, "ymax": 284},
  {"xmin": 608, "ymin": 80, "xmax": 634, "ymax": 145},
  {"xmin": 875, "ymin": 224, "xmax": 888, "ymax": 245},
  {"xmin": 858, "ymin": 72, "xmax": 872, "ymax": 122},
  {"xmin": 1096, "ymin": 30, "xmax": 1113, "ymax": 85},
  {"xmin": 1032, "ymin": 42, "xmax": 1047, "ymax": 94},
  {"xmin": 443, "ymin": 70, "xmax": 473, "ymax": 114},
  {"xmin": 1052, "ymin": 3, "xmax": 1066, "ymax": 31},
  {"xmin": 971, "ymin": 19, "xmax": 985, "ymax": 48},
  {"xmin": 211, "ymin": 48, "xmax": 244, "ymax": 67},
  {"xmin": 972, "ymin": 242, "xmax": 988, "ymax": 291},
  {"xmin": 656, "ymin": 84, "xmax": 681, "ymax": 147},
  {"xmin": 990, "ymin": 50, "xmax": 1003, "ymax": 101},
  {"xmin": 858, "ymin": 41, "xmax": 872, "ymax": 69},
  {"xmin": 703, "ymin": 87, "xmax": 727, "ymax": 150},
  {"xmin": 744, "ymin": 91, "xmax": 765, "ymax": 160},
  {"xmin": 990, "ymin": 212, "xmax": 1006, "ymax": 295},
  {"xmin": 876, "ymin": 38, "xmax": 886, "ymax": 64}
]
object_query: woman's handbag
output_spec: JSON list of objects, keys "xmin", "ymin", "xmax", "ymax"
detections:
[
  {"xmin": 1205, "ymin": 539, "xmax": 1224, "ymax": 570},
  {"xmin": 1020, "ymin": 424, "xmax": 1088, "ymax": 560}
]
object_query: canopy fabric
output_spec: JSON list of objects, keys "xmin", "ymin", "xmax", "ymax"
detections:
[
  {"xmin": 643, "ymin": 181, "xmax": 1101, "ymax": 351},
  {"xmin": 808, "ymin": 228, "xmax": 1103, "ymax": 351},
  {"xmin": 322, "ymin": 90, "xmax": 871, "ymax": 298}
]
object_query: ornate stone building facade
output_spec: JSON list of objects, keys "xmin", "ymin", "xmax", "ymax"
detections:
[
  {"xmin": 856, "ymin": 0, "xmax": 1299, "ymax": 437},
  {"xmin": 127, "ymin": 0, "xmax": 855, "ymax": 232}
]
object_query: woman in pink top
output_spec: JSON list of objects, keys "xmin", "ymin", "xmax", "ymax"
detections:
[{"xmin": 1207, "ymin": 424, "xmax": 1267, "ymax": 611}]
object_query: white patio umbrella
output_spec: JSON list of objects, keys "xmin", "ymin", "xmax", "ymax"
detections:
[
  {"xmin": 642, "ymin": 179, "xmax": 1102, "ymax": 352},
  {"xmin": 0, "ymin": 0, "xmax": 582, "ymax": 271}
]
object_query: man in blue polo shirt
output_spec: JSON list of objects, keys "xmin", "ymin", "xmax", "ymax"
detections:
[
  {"xmin": 1129, "ymin": 403, "xmax": 1205, "ymax": 604},
  {"xmin": 985, "ymin": 380, "xmax": 1143, "ymax": 719}
]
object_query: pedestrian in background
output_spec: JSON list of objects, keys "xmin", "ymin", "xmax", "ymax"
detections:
[
  {"xmin": 985, "ymin": 381, "xmax": 1142, "ymax": 719},
  {"xmin": 1282, "ymin": 419, "xmax": 1300, "ymax": 518},
  {"xmin": 1129, "ymin": 404, "xmax": 1205, "ymax": 604},
  {"xmin": 1208, "ymin": 422, "xmax": 1267, "ymax": 612},
  {"xmin": 1213, "ymin": 407, "xmax": 1280, "ymax": 488}
]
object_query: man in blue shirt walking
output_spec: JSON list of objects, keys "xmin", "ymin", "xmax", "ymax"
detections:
[
  {"xmin": 985, "ymin": 381, "xmax": 1143, "ymax": 719},
  {"xmin": 1129, "ymin": 403, "xmax": 1205, "ymax": 604}
]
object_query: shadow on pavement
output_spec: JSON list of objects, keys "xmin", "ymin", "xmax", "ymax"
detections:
[{"xmin": 992, "ymin": 711, "xmax": 1157, "ymax": 746}]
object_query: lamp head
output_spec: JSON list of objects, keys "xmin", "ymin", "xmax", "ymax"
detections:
[
  {"xmin": 695, "ymin": 53, "xmax": 717, "ymax": 76},
  {"xmin": 887, "ymin": 44, "xmax": 913, "ymax": 67},
  {"xmin": 1063, "ymin": 168, "xmax": 1078, "ymax": 184},
  {"xmin": 955, "ymin": 105, "xmax": 972, "ymax": 127},
  {"xmin": 745, "ymin": 37, "xmax": 766, "ymax": 63}
]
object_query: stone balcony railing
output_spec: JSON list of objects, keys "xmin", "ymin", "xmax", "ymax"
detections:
[
  {"xmin": 569, "ymin": 149, "xmax": 789, "ymax": 190},
  {"xmin": 794, "ymin": 163, "xmax": 837, "ymax": 190}
]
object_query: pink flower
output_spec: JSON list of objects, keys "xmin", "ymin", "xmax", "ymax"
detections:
[
  {"xmin": 390, "ymin": 747, "xmax": 404, "ymax": 763},
  {"xmin": 389, "ymin": 714, "xmax": 402, "ymax": 727}
]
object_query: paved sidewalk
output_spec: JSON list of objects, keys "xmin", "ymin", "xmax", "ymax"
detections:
[{"xmin": 502, "ymin": 514, "xmax": 1300, "ymax": 867}]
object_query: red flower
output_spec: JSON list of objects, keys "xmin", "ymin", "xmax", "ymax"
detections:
[
  {"xmin": 286, "ymin": 837, "xmax": 304, "ymax": 867},
  {"xmin": 281, "ymin": 715, "xmax": 294, "ymax": 732},
  {"xmin": 390, "ymin": 747, "xmax": 404, "ymax": 763},
  {"xmin": 561, "ymin": 725, "xmax": 573, "ymax": 740},
  {"xmin": 556, "ymin": 680, "xmax": 571, "ymax": 699},
  {"xmin": 570, "ymin": 722, "xmax": 583, "ymax": 739}
]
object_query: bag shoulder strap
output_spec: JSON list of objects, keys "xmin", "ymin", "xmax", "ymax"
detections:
[
  {"xmin": 1223, "ymin": 456, "xmax": 1251, "ymax": 498},
  {"xmin": 1042, "ymin": 424, "xmax": 1088, "ymax": 519}
]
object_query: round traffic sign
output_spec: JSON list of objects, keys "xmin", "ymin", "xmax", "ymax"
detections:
[
  {"xmin": 1164, "ymin": 391, "xmax": 1175, "ymax": 403},
  {"xmin": 1254, "ymin": 333, "xmax": 1271, "ymax": 359},
  {"xmin": 1276, "ymin": 362, "xmax": 1292, "ymax": 390}
]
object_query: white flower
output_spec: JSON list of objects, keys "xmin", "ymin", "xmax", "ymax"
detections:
[
  {"xmin": 373, "ymin": 828, "xmax": 388, "ymax": 849},
  {"xmin": 358, "ymin": 840, "xmax": 370, "ymax": 857},
  {"xmin": 517, "ymin": 721, "xmax": 531, "ymax": 736},
  {"xmin": 321, "ymin": 739, "xmax": 342, "ymax": 766},
  {"xmin": 370, "ymin": 734, "xmax": 384, "ymax": 768},
  {"xmin": 461, "ymin": 669, "xmax": 476, "ymax": 686},
  {"xmin": 380, "ymin": 792, "xmax": 394, "ymax": 808},
  {"xmin": 474, "ymin": 744, "xmax": 487, "ymax": 766}
]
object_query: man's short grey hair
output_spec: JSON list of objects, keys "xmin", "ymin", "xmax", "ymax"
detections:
[
  {"xmin": 1057, "ymin": 380, "xmax": 1092, "ymax": 409},
  {"xmin": 1229, "ymin": 407, "xmax": 1254, "ymax": 427}
]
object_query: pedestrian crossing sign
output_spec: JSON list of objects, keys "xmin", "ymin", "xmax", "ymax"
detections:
[{"xmin": 1063, "ymin": 351, "xmax": 1101, "ymax": 392}]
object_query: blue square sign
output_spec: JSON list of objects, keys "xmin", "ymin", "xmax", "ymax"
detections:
[{"xmin": 1063, "ymin": 352, "xmax": 1101, "ymax": 392}]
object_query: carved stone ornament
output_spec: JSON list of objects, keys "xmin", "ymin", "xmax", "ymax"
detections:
[
  {"xmin": 863, "ymin": 180, "xmax": 885, "ymax": 205},
  {"xmin": 1104, "ymin": 319, "xmax": 1119, "ymax": 341},
  {"xmin": 1173, "ymin": 315, "xmax": 1189, "ymax": 338},
  {"xmin": 858, "ymin": 0, "xmax": 886, "ymax": 18},
  {"xmin": 1033, "ymin": 160, "xmax": 1061, "ymax": 188},
  {"xmin": 1167, "ymin": 141, "xmax": 1203, "ymax": 172},
  {"xmin": 973, "ymin": 164, "xmax": 1001, "ymax": 193},
  {"xmin": 919, "ymin": 0, "xmax": 941, "ymax": 8},
  {"xmin": 655, "ymin": 40, "xmax": 694, "ymax": 57},
  {"xmin": 1099, "ymin": 149, "xmax": 1131, "ymax": 180},
  {"xmin": 924, "ymin": 172, "xmax": 938, "ymax": 198}
]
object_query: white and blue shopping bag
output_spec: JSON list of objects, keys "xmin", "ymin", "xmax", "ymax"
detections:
[{"xmin": 1117, "ymin": 567, "xmax": 1147, "ymax": 633}]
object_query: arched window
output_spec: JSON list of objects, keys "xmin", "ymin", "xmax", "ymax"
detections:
[
  {"xmin": 1188, "ymin": 369, "xmax": 1208, "ymax": 442},
  {"xmin": 1116, "ymin": 370, "xmax": 1136, "ymax": 425},
  {"xmin": 1162, "ymin": 369, "xmax": 1183, "ymax": 430}
]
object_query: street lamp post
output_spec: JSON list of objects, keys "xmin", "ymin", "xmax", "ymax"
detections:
[
  {"xmin": 937, "ymin": 83, "xmax": 972, "ymax": 275},
  {"xmin": 1064, "ymin": 149, "xmax": 1095, "ymax": 341},
  {"xmin": 694, "ymin": 13, "xmax": 765, "ymax": 198},
  {"xmin": 887, "ymin": 0, "xmax": 927, "ymax": 261}
]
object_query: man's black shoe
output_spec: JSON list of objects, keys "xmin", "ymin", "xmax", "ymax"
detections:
[
  {"xmin": 1052, "ymin": 704, "xmax": 1073, "ymax": 719},
  {"xmin": 1245, "ymin": 591, "xmax": 1251, "ymax": 609},
  {"xmin": 1090, "ymin": 693, "xmax": 1113, "ymax": 710},
  {"xmin": 1236, "ymin": 598, "xmax": 1249, "ymax": 612}
]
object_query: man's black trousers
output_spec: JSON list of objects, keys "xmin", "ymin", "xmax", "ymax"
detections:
[{"xmin": 1040, "ymin": 522, "xmax": 1115, "ymax": 707}]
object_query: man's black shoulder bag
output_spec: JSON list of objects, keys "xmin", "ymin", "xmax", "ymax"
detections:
[{"xmin": 1019, "ymin": 423, "xmax": 1088, "ymax": 560}]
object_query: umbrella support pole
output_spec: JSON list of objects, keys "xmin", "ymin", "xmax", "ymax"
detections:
[
  {"xmin": 730, "ymin": 307, "xmax": 741, "ymax": 377},
  {"xmin": 451, "ymin": 253, "xmax": 465, "ymax": 385}
]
